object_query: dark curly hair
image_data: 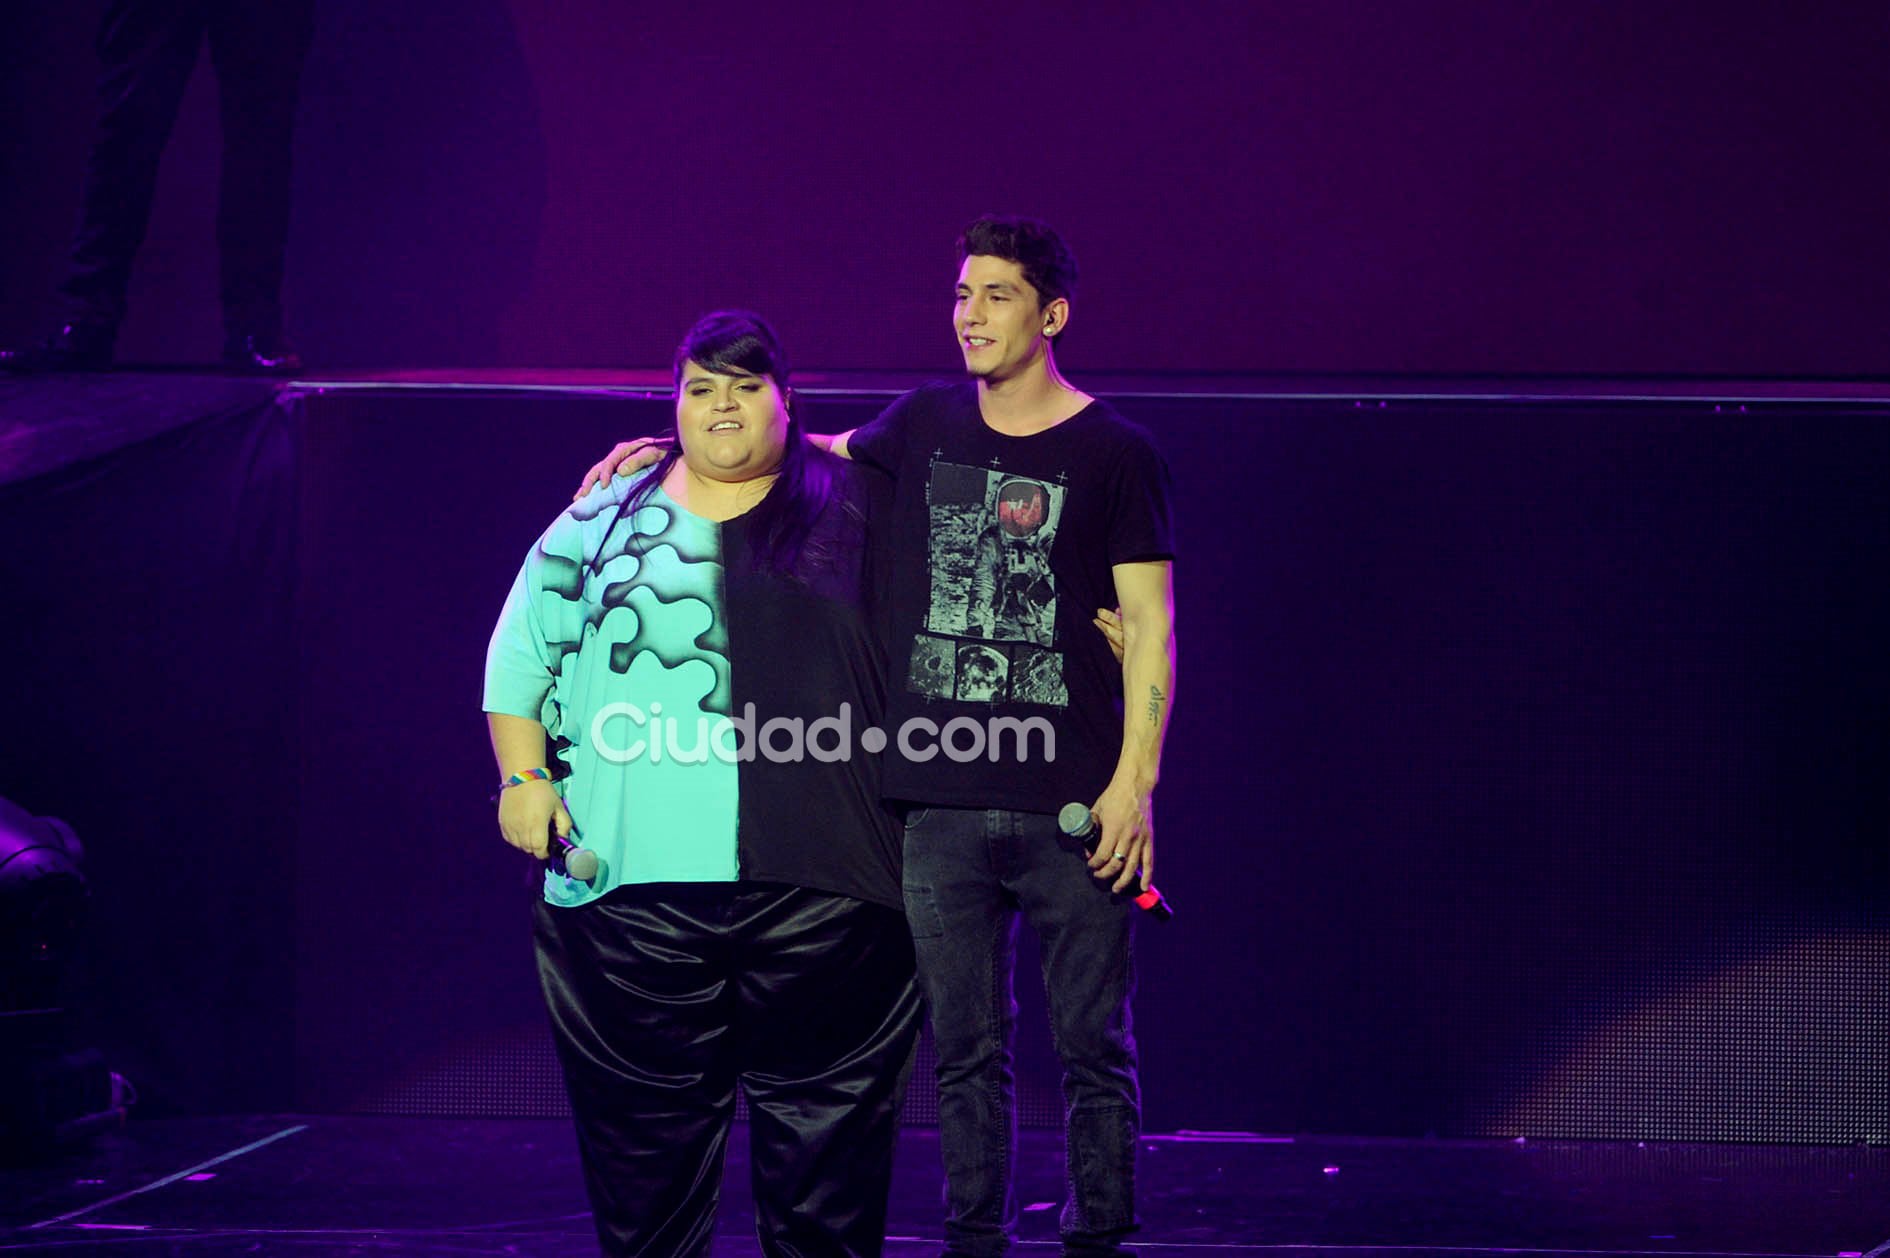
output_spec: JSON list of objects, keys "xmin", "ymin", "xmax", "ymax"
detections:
[{"xmin": 957, "ymin": 215, "xmax": 1079, "ymax": 339}]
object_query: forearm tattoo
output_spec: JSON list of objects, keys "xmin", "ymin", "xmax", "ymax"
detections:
[{"xmin": 1147, "ymin": 684, "xmax": 1166, "ymax": 725}]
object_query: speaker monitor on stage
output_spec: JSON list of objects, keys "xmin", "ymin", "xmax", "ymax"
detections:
[{"xmin": 0, "ymin": 796, "xmax": 127, "ymax": 1159}]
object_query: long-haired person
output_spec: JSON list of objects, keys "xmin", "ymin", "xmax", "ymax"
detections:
[{"xmin": 485, "ymin": 311, "xmax": 917, "ymax": 1256}]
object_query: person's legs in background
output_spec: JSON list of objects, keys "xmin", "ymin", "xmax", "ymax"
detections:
[
  {"xmin": 2, "ymin": 0, "xmax": 312, "ymax": 373},
  {"xmin": 205, "ymin": 0, "xmax": 312, "ymax": 370},
  {"xmin": 2, "ymin": 0, "xmax": 208, "ymax": 371}
]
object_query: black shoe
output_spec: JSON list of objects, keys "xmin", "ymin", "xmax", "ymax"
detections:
[
  {"xmin": 0, "ymin": 321, "xmax": 117, "ymax": 373},
  {"xmin": 221, "ymin": 330, "xmax": 303, "ymax": 375}
]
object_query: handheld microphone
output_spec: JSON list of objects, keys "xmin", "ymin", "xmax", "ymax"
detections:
[
  {"xmin": 548, "ymin": 822, "xmax": 600, "ymax": 883},
  {"xmin": 1058, "ymin": 803, "xmax": 1174, "ymax": 921}
]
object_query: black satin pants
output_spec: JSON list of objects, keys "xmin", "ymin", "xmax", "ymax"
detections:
[{"xmin": 534, "ymin": 883, "xmax": 922, "ymax": 1257}]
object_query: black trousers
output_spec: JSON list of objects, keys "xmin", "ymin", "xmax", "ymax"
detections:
[
  {"xmin": 534, "ymin": 883, "xmax": 923, "ymax": 1258},
  {"xmin": 61, "ymin": 0, "xmax": 314, "ymax": 335}
]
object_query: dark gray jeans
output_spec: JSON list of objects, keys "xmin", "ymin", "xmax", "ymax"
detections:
[{"xmin": 902, "ymin": 806, "xmax": 1140, "ymax": 1256}]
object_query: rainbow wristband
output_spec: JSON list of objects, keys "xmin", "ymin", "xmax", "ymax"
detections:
[{"xmin": 500, "ymin": 768, "xmax": 554, "ymax": 790}]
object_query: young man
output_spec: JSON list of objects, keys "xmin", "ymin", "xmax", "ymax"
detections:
[{"xmin": 582, "ymin": 217, "xmax": 1176, "ymax": 1256}]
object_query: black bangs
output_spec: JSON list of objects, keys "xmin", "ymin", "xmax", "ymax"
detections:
[
  {"xmin": 672, "ymin": 309, "xmax": 790, "ymax": 389},
  {"xmin": 591, "ymin": 310, "xmax": 842, "ymax": 585}
]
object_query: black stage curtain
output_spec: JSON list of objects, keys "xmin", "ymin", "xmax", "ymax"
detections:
[
  {"xmin": 2, "ymin": 379, "xmax": 1884, "ymax": 1141},
  {"xmin": 0, "ymin": 376, "xmax": 297, "ymax": 1114},
  {"xmin": 287, "ymin": 388, "xmax": 1887, "ymax": 1142}
]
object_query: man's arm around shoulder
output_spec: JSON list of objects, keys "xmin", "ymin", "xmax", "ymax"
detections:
[{"xmin": 574, "ymin": 429, "xmax": 859, "ymax": 499}]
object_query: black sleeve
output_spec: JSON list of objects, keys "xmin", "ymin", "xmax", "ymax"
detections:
[
  {"xmin": 855, "ymin": 463, "xmax": 899, "ymax": 655},
  {"xmin": 1106, "ymin": 431, "xmax": 1177, "ymax": 567},
  {"xmin": 845, "ymin": 390, "xmax": 920, "ymax": 477}
]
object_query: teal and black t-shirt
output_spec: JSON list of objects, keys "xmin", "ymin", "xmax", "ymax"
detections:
[{"xmin": 484, "ymin": 457, "xmax": 899, "ymax": 910}]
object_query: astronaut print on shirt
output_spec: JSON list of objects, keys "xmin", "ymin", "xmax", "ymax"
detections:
[{"xmin": 909, "ymin": 457, "xmax": 1070, "ymax": 707}]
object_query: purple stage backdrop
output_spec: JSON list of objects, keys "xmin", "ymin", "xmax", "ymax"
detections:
[
  {"xmin": 2, "ymin": 2, "xmax": 1887, "ymax": 374},
  {"xmin": 1, "ymin": 0, "xmax": 1887, "ymax": 1144}
]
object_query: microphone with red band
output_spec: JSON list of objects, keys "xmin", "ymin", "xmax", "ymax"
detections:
[{"xmin": 1058, "ymin": 802, "xmax": 1174, "ymax": 921}]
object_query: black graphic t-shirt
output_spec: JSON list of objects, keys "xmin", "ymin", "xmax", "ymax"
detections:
[{"xmin": 847, "ymin": 381, "xmax": 1175, "ymax": 813}]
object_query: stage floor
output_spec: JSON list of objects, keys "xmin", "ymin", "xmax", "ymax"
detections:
[{"xmin": 3, "ymin": 1117, "xmax": 1885, "ymax": 1256}]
